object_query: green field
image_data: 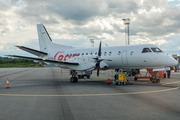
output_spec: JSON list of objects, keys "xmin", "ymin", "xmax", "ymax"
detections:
[{"xmin": 0, "ymin": 57, "xmax": 44, "ymax": 68}]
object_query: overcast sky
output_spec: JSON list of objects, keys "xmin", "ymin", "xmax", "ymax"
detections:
[{"xmin": 0, "ymin": 0, "xmax": 180, "ymax": 56}]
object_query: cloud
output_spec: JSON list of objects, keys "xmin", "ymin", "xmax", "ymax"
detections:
[{"xmin": 0, "ymin": 0, "xmax": 180, "ymax": 56}]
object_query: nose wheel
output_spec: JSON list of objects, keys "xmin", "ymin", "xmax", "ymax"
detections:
[{"xmin": 70, "ymin": 70, "xmax": 78, "ymax": 83}]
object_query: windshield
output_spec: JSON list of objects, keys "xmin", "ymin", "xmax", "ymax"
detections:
[
  {"xmin": 142, "ymin": 48, "xmax": 152, "ymax": 53},
  {"xmin": 151, "ymin": 48, "xmax": 163, "ymax": 52}
]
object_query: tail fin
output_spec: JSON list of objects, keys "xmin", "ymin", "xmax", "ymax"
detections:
[{"xmin": 37, "ymin": 24, "xmax": 73, "ymax": 52}]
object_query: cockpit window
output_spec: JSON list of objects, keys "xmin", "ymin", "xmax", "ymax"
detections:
[
  {"xmin": 151, "ymin": 48, "xmax": 163, "ymax": 52},
  {"xmin": 142, "ymin": 48, "xmax": 152, "ymax": 53}
]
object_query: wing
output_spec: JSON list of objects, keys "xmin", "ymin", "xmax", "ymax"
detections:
[{"xmin": 6, "ymin": 55, "xmax": 79, "ymax": 65}]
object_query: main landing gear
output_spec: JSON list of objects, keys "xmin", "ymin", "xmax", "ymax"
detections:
[
  {"xmin": 77, "ymin": 71, "xmax": 91, "ymax": 79},
  {"xmin": 69, "ymin": 70, "xmax": 91, "ymax": 83},
  {"xmin": 70, "ymin": 70, "xmax": 78, "ymax": 83}
]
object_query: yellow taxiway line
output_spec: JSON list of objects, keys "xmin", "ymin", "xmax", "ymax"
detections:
[{"xmin": 161, "ymin": 81, "xmax": 180, "ymax": 85}]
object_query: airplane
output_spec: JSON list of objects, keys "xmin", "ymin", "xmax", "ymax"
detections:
[{"xmin": 7, "ymin": 24, "xmax": 178, "ymax": 83}]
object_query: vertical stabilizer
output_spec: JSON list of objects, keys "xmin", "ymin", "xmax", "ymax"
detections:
[{"xmin": 37, "ymin": 24, "xmax": 72, "ymax": 52}]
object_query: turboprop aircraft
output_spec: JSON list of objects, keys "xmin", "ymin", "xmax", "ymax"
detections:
[{"xmin": 7, "ymin": 24, "xmax": 178, "ymax": 83}]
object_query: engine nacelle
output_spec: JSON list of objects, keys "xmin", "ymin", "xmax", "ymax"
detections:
[{"xmin": 100, "ymin": 61, "xmax": 109, "ymax": 69}]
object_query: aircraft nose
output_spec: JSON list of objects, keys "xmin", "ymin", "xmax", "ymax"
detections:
[{"xmin": 167, "ymin": 56, "xmax": 178, "ymax": 66}]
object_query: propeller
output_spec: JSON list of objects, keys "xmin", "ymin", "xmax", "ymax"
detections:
[
  {"xmin": 96, "ymin": 41, "xmax": 102, "ymax": 78},
  {"xmin": 93, "ymin": 41, "xmax": 111, "ymax": 77}
]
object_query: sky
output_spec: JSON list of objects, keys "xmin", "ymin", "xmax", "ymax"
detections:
[{"xmin": 0, "ymin": 0, "xmax": 180, "ymax": 57}]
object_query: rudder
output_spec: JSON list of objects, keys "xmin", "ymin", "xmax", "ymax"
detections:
[{"xmin": 37, "ymin": 24, "xmax": 72, "ymax": 52}]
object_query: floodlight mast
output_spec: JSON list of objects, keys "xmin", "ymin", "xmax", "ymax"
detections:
[
  {"xmin": 90, "ymin": 39, "xmax": 94, "ymax": 47},
  {"xmin": 122, "ymin": 18, "xmax": 130, "ymax": 45}
]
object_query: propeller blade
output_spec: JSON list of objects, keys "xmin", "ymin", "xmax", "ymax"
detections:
[
  {"xmin": 97, "ymin": 67, "xmax": 99, "ymax": 78},
  {"xmin": 97, "ymin": 41, "xmax": 102, "ymax": 78},
  {"xmin": 98, "ymin": 41, "xmax": 101, "ymax": 57}
]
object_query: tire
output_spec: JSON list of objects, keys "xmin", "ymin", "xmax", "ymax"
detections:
[
  {"xmin": 70, "ymin": 77, "xmax": 78, "ymax": 83},
  {"xmin": 87, "ymin": 75, "xmax": 90, "ymax": 79},
  {"xmin": 134, "ymin": 77, "xmax": 137, "ymax": 81},
  {"xmin": 78, "ymin": 75, "xmax": 81, "ymax": 79},
  {"xmin": 70, "ymin": 77, "xmax": 74, "ymax": 83},
  {"xmin": 81, "ymin": 75, "xmax": 84, "ymax": 79},
  {"xmin": 74, "ymin": 77, "xmax": 78, "ymax": 83},
  {"xmin": 132, "ymin": 72, "xmax": 136, "ymax": 76}
]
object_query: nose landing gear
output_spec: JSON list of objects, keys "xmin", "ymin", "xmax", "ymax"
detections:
[{"xmin": 70, "ymin": 70, "xmax": 78, "ymax": 83}]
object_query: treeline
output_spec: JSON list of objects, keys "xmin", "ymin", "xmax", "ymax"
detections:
[{"xmin": 0, "ymin": 57, "xmax": 44, "ymax": 68}]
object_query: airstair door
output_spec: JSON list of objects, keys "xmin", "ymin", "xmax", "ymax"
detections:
[{"xmin": 122, "ymin": 50, "xmax": 128, "ymax": 65}]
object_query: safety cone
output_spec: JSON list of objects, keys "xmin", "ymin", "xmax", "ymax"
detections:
[
  {"xmin": 6, "ymin": 78, "xmax": 10, "ymax": 88},
  {"xmin": 107, "ymin": 75, "xmax": 111, "ymax": 84}
]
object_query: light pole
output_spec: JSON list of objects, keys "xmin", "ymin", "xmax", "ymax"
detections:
[
  {"xmin": 90, "ymin": 39, "xmax": 94, "ymax": 47},
  {"xmin": 122, "ymin": 18, "xmax": 130, "ymax": 45}
]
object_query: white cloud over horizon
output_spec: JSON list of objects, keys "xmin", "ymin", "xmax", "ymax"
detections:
[{"xmin": 0, "ymin": 0, "xmax": 180, "ymax": 57}]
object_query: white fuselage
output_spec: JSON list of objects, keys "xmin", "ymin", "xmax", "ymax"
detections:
[{"xmin": 46, "ymin": 44, "xmax": 177, "ymax": 71}]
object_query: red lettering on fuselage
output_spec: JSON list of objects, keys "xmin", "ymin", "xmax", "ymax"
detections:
[
  {"xmin": 54, "ymin": 51, "xmax": 78, "ymax": 61},
  {"xmin": 54, "ymin": 51, "xmax": 65, "ymax": 60},
  {"xmin": 58, "ymin": 55, "xmax": 64, "ymax": 61},
  {"xmin": 64, "ymin": 55, "xmax": 71, "ymax": 61}
]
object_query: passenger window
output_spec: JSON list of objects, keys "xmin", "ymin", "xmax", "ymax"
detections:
[
  {"xmin": 118, "ymin": 51, "xmax": 121, "ymax": 55},
  {"xmin": 142, "ymin": 48, "xmax": 152, "ymax": 53},
  {"xmin": 70, "ymin": 54, "xmax": 72, "ymax": 57},
  {"xmin": 151, "ymin": 48, "xmax": 163, "ymax": 52},
  {"xmin": 90, "ymin": 53, "xmax": 93, "ymax": 55},
  {"xmin": 86, "ymin": 53, "xmax": 88, "ymax": 55},
  {"xmin": 95, "ymin": 52, "xmax": 97, "ymax": 55},
  {"xmin": 82, "ymin": 53, "xmax": 84, "ymax": 55},
  {"xmin": 109, "ymin": 52, "xmax": 112, "ymax": 55},
  {"xmin": 78, "ymin": 53, "xmax": 80, "ymax": 56},
  {"xmin": 104, "ymin": 52, "xmax": 107, "ymax": 56}
]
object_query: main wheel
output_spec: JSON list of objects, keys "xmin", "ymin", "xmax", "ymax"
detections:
[
  {"xmin": 74, "ymin": 77, "xmax": 78, "ymax": 83},
  {"xmin": 87, "ymin": 74, "xmax": 90, "ymax": 79},
  {"xmin": 81, "ymin": 75, "xmax": 84, "ymax": 79},
  {"xmin": 78, "ymin": 75, "xmax": 81, "ymax": 79},
  {"xmin": 70, "ymin": 77, "xmax": 78, "ymax": 83},
  {"xmin": 132, "ymin": 72, "xmax": 136, "ymax": 76},
  {"xmin": 70, "ymin": 77, "xmax": 74, "ymax": 83},
  {"xmin": 134, "ymin": 77, "xmax": 137, "ymax": 81}
]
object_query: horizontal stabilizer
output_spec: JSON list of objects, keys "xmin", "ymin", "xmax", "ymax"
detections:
[
  {"xmin": 16, "ymin": 46, "xmax": 48, "ymax": 57},
  {"xmin": 6, "ymin": 55, "xmax": 79, "ymax": 65}
]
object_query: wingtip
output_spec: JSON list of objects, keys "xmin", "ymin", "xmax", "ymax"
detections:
[{"xmin": 15, "ymin": 45, "xmax": 20, "ymax": 47}]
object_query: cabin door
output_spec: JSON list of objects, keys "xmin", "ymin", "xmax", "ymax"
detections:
[{"xmin": 121, "ymin": 50, "xmax": 128, "ymax": 65}]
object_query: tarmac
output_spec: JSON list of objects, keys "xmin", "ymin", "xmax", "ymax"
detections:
[{"xmin": 0, "ymin": 67, "xmax": 180, "ymax": 120}]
